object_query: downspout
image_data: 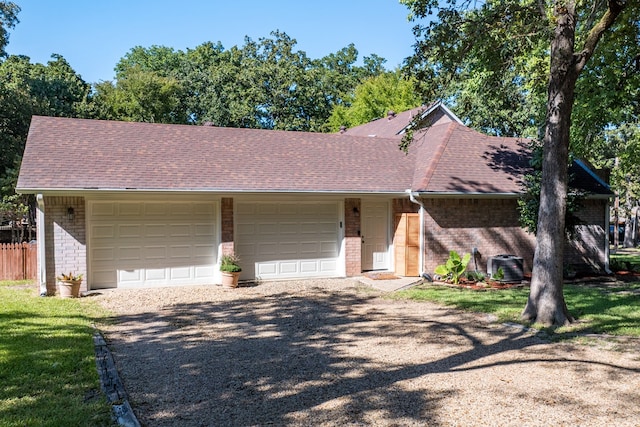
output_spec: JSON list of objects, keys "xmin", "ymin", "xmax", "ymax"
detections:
[
  {"xmin": 36, "ymin": 194, "xmax": 47, "ymax": 296},
  {"xmin": 407, "ymin": 190, "xmax": 426, "ymax": 277}
]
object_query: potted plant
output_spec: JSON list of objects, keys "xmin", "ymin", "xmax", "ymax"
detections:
[
  {"xmin": 56, "ymin": 272, "xmax": 83, "ymax": 298},
  {"xmin": 219, "ymin": 253, "xmax": 242, "ymax": 288}
]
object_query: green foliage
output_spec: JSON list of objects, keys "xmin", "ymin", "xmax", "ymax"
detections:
[
  {"xmin": 325, "ymin": 70, "xmax": 422, "ymax": 131},
  {"xmin": 92, "ymin": 31, "xmax": 387, "ymax": 131},
  {"xmin": 516, "ymin": 140, "xmax": 586, "ymax": 238},
  {"xmin": 219, "ymin": 253, "xmax": 242, "ymax": 273},
  {"xmin": 466, "ymin": 270, "xmax": 486, "ymax": 282},
  {"xmin": 56, "ymin": 272, "xmax": 83, "ymax": 282},
  {"xmin": 0, "ymin": 1, "xmax": 20, "ymax": 57},
  {"xmin": 400, "ymin": 0, "xmax": 639, "ymax": 164},
  {"xmin": 0, "ymin": 54, "xmax": 90, "ymax": 198},
  {"xmin": 490, "ymin": 267, "xmax": 505, "ymax": 281},
  {"xmin": 401, "ymin": 0, "xmax": 549, "ymax": 138},
  {"xmin": 434, "ymin": 250, "xmax": 471, "ymax": 285},
  {"xmin": 91, "ymin": 67, "xmax": 185, "ymax": 123},
  {"xmin": 0, "ymin": 283, "xmax": 113, "ymax": 425}
]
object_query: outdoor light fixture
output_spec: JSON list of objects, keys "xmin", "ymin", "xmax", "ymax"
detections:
[{"xmin": 67, "ymin": 207, "xmax": 75, "ymax": 221}]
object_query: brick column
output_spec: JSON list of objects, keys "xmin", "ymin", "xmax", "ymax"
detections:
[
  {"xmin": 221, "ymin": 197, "xmax": 234, "ymax": 255},
  {"xmin": 344, "ymin": 198, "xmax": 361, "ymax": 276},
  {"xmin": 45, "ymin": 196, "xmax": 86, "ymax": 294}
]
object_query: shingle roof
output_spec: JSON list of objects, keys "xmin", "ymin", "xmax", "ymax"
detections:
[
  {"xmin": 17, "ymin": 116, "xmax": 416, "ymax": 193},
  {"xmin": 339, "ymin": 106, "xmax": 425, "ymax": 138},
  {"xmin": 411, "ymin": 122, "xmax": 532, "ymax": 193},
  {"xmin": 17, "ymin": 115, "xmax": 612, "ymax": 197},
  {"xmin": 340, "ymin": 102, "xmax": 462, "ymax": 139}
]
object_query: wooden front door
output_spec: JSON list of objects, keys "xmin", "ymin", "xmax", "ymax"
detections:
[{"xmin": 394, "ymin": 213, "xmax": 420, "ymax": 276}]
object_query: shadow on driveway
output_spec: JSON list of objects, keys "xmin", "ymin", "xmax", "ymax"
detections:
[{"xmin": 95, "ymin": 283, "xmax": 640, "ymax": 426}]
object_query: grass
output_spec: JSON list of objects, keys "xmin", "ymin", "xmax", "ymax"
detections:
[
  {"xmin": 393, "ymin": 281, "xmax": 640, "ymax": 337},
  {"xmin": 0, "ymin": 280, "xmax": 114, "ymax": 427},
  {"xmin": 610, "ymin": 248, "xmax": 640, "ymax": 272}
]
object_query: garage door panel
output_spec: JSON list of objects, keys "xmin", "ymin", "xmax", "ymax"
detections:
[
  {"xmin": 257, "ymin": 263, "xmax": 277, "ymax": 275},
  {"xmin": 280, "ymin": 222, "xmax": 298, "ymax": 234},
  {"xmin": 169, "ymin": 224, "xmax": 191, "ymax": 237},
  {"xmin": 257, "ymin": 242, "xmax": 278, "ymax": 256},
  {"xmin": 169, "ymin": 245, "xmax": 191, "ymax": 259},
  {"xmin": 257, "ymin": 222, "xmax": 278, "ymax": 235},
  {"xmin": 279, "ymin": 242, "xmax": 298, "ymax": 255},
  {"xmin": 145, "ymin": 246, "xmax": 167, "ymax": 259},
  {"xmin": 92, "ymin": 247, "xmax": 115, "ymax": 262},
  {"xmin": 194, "ymin": 223, "xmax": 215, "ymax": 236},
  {"xmin": 119, "ymin": 247, "xmax": 141, "ymax": 260},
  {"xmin": 93, "ymin": 225, "xmax": 115, "ymax": 238},
  {"xmin": 170, "ymin": 267, "xmax": 191, "ymax": 279},
  {"xmin": 143, "ymin": 203, "xmax": 167, "ymax": 216},
  {"xmin": 237, "ymin": 223, "xmax": 255, "ymax": 235},
  {"xmin": 90, "ymin": 200, "xmax": 217, "ymax": 288},
  {"xmin": 120, "ymin": 269, "xmax": 143, "ymax": 283},
  {"xmin": 258, "ymin": 204, "xmax": 278, "ymax": 215},
  {"xmin": 143, "ymin": 268, "xmax": 166, "ymax": 280},
  {"xmin": 142, "ymin": 224, "xmax": 166, "ymax": 237},
  {"xmin": 117, "ymin": 224, "xmax": 142, "ymax": 238}
]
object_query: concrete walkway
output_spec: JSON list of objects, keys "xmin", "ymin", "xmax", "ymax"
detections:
[{"xmin": 357, "ymin": 275, "xmax": 423, "ymax": 292}]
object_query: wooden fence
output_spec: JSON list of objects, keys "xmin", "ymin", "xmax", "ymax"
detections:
[{"xmin": 0, "ymin": 242, "xmax": 37, "ymax": 280}]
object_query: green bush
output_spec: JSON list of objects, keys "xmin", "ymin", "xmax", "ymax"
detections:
[{"xmin": 434, "ymin": 251, "xmax": 471, "ymax": 284}]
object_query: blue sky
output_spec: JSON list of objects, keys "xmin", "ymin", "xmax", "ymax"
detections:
[{"xmin": 5, "ymin": 0, "xmax": 419, "ymax": 84}]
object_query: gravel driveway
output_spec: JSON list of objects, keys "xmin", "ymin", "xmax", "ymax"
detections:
[{"xmin": 92, "ymin": 279, "xmax": 640, "ymax": 426}]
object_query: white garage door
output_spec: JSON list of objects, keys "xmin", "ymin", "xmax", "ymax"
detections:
[
  {"xmin": 89, "ymin": 200, "xmax": 217, "ymax": 289},
  {"xmin": 236, "ymin": 201, "xmax": 340, "ymax": 280}
]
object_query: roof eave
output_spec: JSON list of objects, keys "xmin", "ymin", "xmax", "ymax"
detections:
[{"xmin": 16, "ymin": 187, "xmax": 412, "ymax": 197}]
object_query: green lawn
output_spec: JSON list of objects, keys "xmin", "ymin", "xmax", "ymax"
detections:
[
  {"xmin": 0, "ymin": 281, "xmax": 113, "ymax": 427},
  {"xmin": 610, "ymin": 248, "xmax": 640, "ymax": 272},
  {"xmin": 393, "ymin": 281, "xmax": 640, "ymax": 337}
]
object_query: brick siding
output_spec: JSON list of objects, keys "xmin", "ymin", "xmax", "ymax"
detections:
[
  {"xmin": 220, "ymin": 197, "xmax": 234, "ymax": 256},
  {"xmin": 344, "ymin": 198, "xmax": 361, "ymax": 276},
  {"xmin": 420, "ymin": 197, "xmax": 607, "ymax": 275},
  {"xmin": 564, "ymin": 199, "xmax": 608, "ymax": 273},
  {"xmin": 43, "ymin": 196, "xmax": 86, "ymax": 295}
]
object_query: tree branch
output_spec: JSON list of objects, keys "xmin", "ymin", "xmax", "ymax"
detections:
[{"xmin": 574, "ymin": 0, "xmax": 627, "ymax": 73}]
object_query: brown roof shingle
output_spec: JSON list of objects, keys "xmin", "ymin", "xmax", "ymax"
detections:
[
  {"xmin": 17, "ymin": 115, "xmax": 611, "ymax": 197},
  {"xmin": 17, "ymin": 116, "xmax": 416, "ymax": 193}
]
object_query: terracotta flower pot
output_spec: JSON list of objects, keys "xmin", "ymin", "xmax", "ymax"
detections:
[
  {"xmin": 221, "ymin": 272, "xmax": 240, "ymax": 288},
  {"xmin": 57, "ymin": 280, "xmax": 81, "ymax": 298}
]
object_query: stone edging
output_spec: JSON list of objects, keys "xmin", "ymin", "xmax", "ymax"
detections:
[{"xmin": 93, "ymin": 332, "xmax": 141, "ymax": 427}]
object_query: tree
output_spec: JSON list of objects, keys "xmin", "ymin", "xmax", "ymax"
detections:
[
  {"xmin": 96, "ymin": 31, "xmax": 388, "ymax": 131},
  {"xmin": 402, "ymin": 0, "xmax": 637, "ymax": 325},
  {"xmin": 0, "ymin": 1, "xmax": 19, "ymax": 57},
  {"xmin": 0, "ymin": 54, "xmax": 90, "ymax": 190},
  {"xmin": 326, "ymin": 70, "xmax": 422, "ymax": 131}
]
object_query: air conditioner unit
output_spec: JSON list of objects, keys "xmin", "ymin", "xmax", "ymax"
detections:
[{"xmin": 487, "ymin": 255, "xmax": 523, "ymax": 283}]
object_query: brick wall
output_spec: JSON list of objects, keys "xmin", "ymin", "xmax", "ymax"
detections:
[
  {"xmin": 43, "ymin": 196, "xmax": 86, "ymax": 295},
  {"xmin": 392, "ymin": 198, "xmax": 420, "ymax": 215},
  {"xmin": 422, "ymin": 198, "xmax": 536, "ymax": 274},
  {"xmin": 220, "ymin": 197, "xmax": 234, "ymax": 256},
  {"xmin": 344, "ymin": 198, "xmax": 361, "ymax": 276},
  {"xmin": 564, "ymin": 199, "xmax": 607, "ymax": 273},
  {"xmin": 420, "ymin": 197, "xmax": 607, "ymax": 275}
]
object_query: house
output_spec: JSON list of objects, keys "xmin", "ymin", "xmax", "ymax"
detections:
[{"xmin": 16, "ymin": 103, "xmax": 612, "ymax": 294}]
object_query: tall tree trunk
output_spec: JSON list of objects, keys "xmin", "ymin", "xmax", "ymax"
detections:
[
  {"xmin": 522, "ymin": 3, "xmax": 578, "ymax": 326},
  {"xmin": 522, "ymin": 0, "xmax": 627, "ymax": 326}
]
